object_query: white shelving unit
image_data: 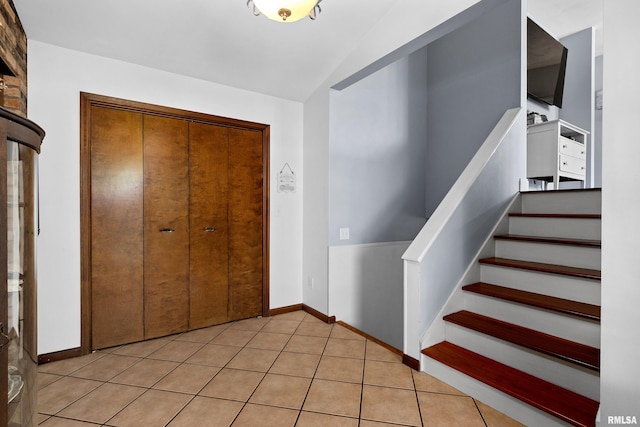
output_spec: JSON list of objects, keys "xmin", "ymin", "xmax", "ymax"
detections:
[{"xmin": 527, "ymin": 119, "xmax": 589, "ymax": 189}]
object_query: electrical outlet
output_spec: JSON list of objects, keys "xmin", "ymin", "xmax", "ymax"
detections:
[{"xmin": 339, "ymin": 227, "xmax": 350, "ymax": 240}]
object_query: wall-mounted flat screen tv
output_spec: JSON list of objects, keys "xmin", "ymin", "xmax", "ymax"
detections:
[{"xmin": 527, "ymin": 18, "xmax": 568, "ymax": 108}]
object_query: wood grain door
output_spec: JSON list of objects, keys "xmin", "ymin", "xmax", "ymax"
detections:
[
  {"xmin": 90, "ymin": 107, "xmax": 144, "ymax": 349},
  {"xmin": 81, "ymin": 93, "xmax": 269, "ymax": 353},
  {"xmin": 189, "ymin": 122, "xmax": 230, "ymax": 328},
  {"xmin": 228, "ymin": 128, "xmax": 264, "ymax": 321},
  {"xmin": 143, "ymin": 115, "xmax": 190, "ymax": 339}
]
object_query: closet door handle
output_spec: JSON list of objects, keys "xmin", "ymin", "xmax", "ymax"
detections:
[
  {"xmin": 203, "ymin": 227, "xmax": 216, "ymax": 232},
  {"xmin": 160, "ymin": 228, "xmax": 175, "ymax": 233}
]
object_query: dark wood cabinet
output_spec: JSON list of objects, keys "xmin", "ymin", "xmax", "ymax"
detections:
[
  {"xmin": 1, "ymin": 107, "xmax": 45, "ymax": 427},
  {"xmin": 81, "ymin": 93, "xmax": 269, "ymax": 352}
]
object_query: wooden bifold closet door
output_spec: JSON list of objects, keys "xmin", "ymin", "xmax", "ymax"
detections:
[
  {"xmin": 90, "ymin": 107, "xmax": 145, "ymax": 348},
  {"xmin": 143, "ymin": 115, "xmax": 190, "ymax": 339},
  {"xmin": 83, "ymin": 94, "xmax": 268, "ymax": 351}
]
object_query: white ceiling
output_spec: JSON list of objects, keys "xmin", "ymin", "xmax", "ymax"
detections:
[{"xmin": 13, "ymin": 0, "xmax": 602, "ymax": 103}]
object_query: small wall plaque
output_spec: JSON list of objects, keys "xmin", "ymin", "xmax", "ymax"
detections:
[{"xmin": 277, "ymin": 163, "xmax": 296, "ymax": 193}]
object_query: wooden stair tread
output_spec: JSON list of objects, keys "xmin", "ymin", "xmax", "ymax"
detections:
[
  {"xmin": 422, "ymin": 342, "xmax": 599, "ymax": 427},
  {"xmin": 509, "ymin": 213, "xmax": 601, "ymax": 219},
  {"xmin": 494, "ymin": 234, "xmax": 601, "ymax": 248},
  {"xmin": 443, "ymin": 310, "xmax": 599, "ymax": 371},
  {"xmin": 463, "ymin": 282, "xmax": 600, "ymax": 321},
  {"xmin": 479, "ymin": 257, "xmax": 601, "ymax": 280}
]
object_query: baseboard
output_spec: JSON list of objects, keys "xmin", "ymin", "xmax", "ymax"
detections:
[
  {"xmin": 270, "ymin": 305, "xmax": 412, "ymax": 368},
  {"xmin": 41, "ymin": 304, "xmax": 335, "ymax": 364},
  {"xmin": 402, "ymin": 353, "xmax": 421, "ymax": 371},
  {"xmin": 38, "ymin": 347, "xmax": 83, "ymax": 365},
  {"xmin": 302, "ymin": 304, "xmax": 336, "ymax": 324},
  {"xmin": 268, "ymin": 303, "xmax": 304, "ymax": 317},
  {"xmin": 269, "ymin": 303, "xmax": 336, "ymax": 324},
  {"xmin": 335, "ymin": 321, "xmax": 401, "ymax": 355},
  {"xmin": 335, "ymin": 320, "xmax": 419, "ymax": 371}
]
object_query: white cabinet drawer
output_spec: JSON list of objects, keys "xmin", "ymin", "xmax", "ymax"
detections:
[
  {"xmin": 559, "ymin": 154, "xmax": 586, "ymax": 176},
  {"xmin": 559, "ymin": 136, "xmax": 586, "ymax": 159}
]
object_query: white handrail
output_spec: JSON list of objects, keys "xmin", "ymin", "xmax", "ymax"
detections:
[
  {"xmin": 403, "ymin": 107, "xmax": 524, "ymax": 361},
  {"xmin": 403, "ymin": 107, "xmax": 521, "ymax": 263}
]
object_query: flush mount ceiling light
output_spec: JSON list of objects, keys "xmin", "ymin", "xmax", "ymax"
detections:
[{"xmin": 247, "ymin": 0, "xmax": 322, "ymax": 22}]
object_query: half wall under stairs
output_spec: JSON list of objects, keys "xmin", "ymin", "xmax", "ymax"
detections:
[{"xmin": 421, "ymin": 188, "xmax": 601, "ymax": 427}]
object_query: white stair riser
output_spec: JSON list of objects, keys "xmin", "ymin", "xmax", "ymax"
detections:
[
  {"xmin": 464, "ymin": 293, "xmax": 600, "ymax": 347},
  {"xmin": 509, "ymin": 216, "xmax": 601, "ymax": 240},
  {"xmin": 422, "ymin": 356, "xmax": 584, "ymax": 427},
  {"xmin": 521, "ymin": 191, "xmax": 601, "ymax": 215},
  {"xmin": 495, "ymin": 240, "xmax": 601, "ymax": 269},
  {"xmin": 480, "ymin": 264, "xmax": 601, "ymax": 305},
  {"xmin": 445, "ymin": 324, "xmax": 600, "ymax": 401}
]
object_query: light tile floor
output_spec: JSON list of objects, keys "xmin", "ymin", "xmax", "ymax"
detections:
[{"xmin": 37, "ymin": 311, "xmax": 525, "ymax": 426}]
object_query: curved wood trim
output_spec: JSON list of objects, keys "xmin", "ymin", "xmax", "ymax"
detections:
[
  {"xmin": 80, "ymin": 92, "xmax": 270, "ymax": 355},
  {"xmin": 0, "ymin": 106, "xmax": 45, "ymax": 152}
]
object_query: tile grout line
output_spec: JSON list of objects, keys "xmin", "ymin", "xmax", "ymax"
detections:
[
  {"xmin": 40, "ymin": 321, "xmax": 229, "ymax": 425},
  {"xmin": 100, "ymin": 328, "xmax": 220, "ymax": 426},
  {"xmin": 358, "ymin": 337, "xmax": 367, "ymax": 425},
  {"xmin": 218, "ymin": 312, "xmax": 312, "ymax": 425},
  {"xmin": 38, "ymin": 313, "xmax": 505, "ymax": 426},
  {"xmin": 229, "ymin": 314, "xmax": 289, "ymax": 424},
  {"xmin": 411, "ymin": 369, "xmax": 425, "ymax": 427},
  {"xmin": 38, "ymin": 354, "xmax": 143, "ymax": 423},
  {"xmin": 294, "ymin": 314, "xmax": 334, "ymax": 425},
  {"xmin": 473, "ymin": 398, "xmax": 491, "ymax": 427}
]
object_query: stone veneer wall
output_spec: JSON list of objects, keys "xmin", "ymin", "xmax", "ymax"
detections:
[{"xmin": 0, "ymin": 0, "xmax": 27, "ymax": 116}]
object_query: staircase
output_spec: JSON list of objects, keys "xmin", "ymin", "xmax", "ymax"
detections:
[{"xmin": 421, "ymin": 189, "xmax": 601, "ymax": 427}]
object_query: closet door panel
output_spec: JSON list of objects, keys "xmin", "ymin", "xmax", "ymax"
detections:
[
  {"xmin": 90, "ymin": 107, "xmax": 144, "ymax": 349},
  {"xmin": 189, "ymin": 122, "xmax": 230, "ymax": 328},
  {"xmin": 143, "ymin": 115, "xmax": 190, "ymax": 338},
  {"xmin": 228, "ymin": 128, "xmax": 263, "ymax": 321}
]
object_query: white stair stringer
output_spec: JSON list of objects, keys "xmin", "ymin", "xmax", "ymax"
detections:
[
  {"xmin": 419, "ymin": 189, "xmax": 601, "ymax": 426},
  {"xmin": 479, "ymin": 264, "xmax": 601, "ymax": 305},
  {"xmin": 444, "ymin": 322, "xmax": 600, "ymax": 400},
  {"xmin": 494, "ymin": 239, "xmax": 601, "ymax": 270},
  {"xmin": 464, "ymin": 292, "xmax": 600, "ymax": 347},
  {"xmin": 421, "ymin": 355, "xmax": 576, "ymax": 427}
]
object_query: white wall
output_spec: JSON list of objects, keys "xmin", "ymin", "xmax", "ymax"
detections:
[
  {"xmin": 600, "ymin": 0, "xmax": 640, "ymax": 422},
  {"xmin": 27, "ymin": 41, "xmax": 304, "ymax": 355}
]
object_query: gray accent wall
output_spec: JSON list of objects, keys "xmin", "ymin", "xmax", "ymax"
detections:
[
  {"xmin": 326, "ymin": 0, "xmax": 525, "ymax": 349},
  {"xmin": 329, "ymin": 50, "xmax": 429, "ymax": 246},
  {"xmin": 594, "ymin": 54, "xmax": 602, "ymax": 188},
  {"xmin": 329, "ymin": 0, "xmax": 524, "ymax": 246},
  {"xmin": 560, "ymin": 27, "xmax": 596, "ymax": 187},
  {"xmin": 560, "ymin": 28, "xmax": 595, "ymax": 132},
  {"xmin": 425, "ymin": 0, "xmax": 523, "ymax": 217},
  {"xmin": 527, "ymin": 25, "xmax": 597, "ymax": 188}
]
